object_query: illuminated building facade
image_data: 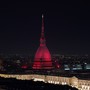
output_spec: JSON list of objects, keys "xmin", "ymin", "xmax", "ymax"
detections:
[{"xmin": 33, "ymin": 15, "xmax": 52, "ymax": 69}]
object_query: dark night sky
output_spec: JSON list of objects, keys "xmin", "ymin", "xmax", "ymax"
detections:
[{"xmin": 0, "ymin": 1, "xmax": 90, "ymax": 55}]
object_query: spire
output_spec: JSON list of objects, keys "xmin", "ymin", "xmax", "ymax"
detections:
[
  {"xmin": 40, "ymin": 14, "xmax": 46, "ymax": 46},
  {"xmin": 33, "ymin": 14, "xmax": 52, "ymax": 70},
  {"xmin": 41, "ymin": 14, "xmax": 44, "ymax": 37}
]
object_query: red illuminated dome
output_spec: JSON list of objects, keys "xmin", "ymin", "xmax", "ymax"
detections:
[{"xmin": 33, "ymin": 15, "xmax": 52, "ymax": 69}]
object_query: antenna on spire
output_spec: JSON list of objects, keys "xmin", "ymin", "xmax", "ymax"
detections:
[
  {"xmin": 42, "ymin": 14, "xmax": 44, "ymax": 33},
  {"xmin": 42, "ymin": 14, "xmax": 44, "ymax": 18}
]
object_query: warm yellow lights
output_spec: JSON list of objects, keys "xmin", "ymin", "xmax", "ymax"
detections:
[{"xmin": 0, "ymin": 74, "xmax": 89, "ymax": 90}]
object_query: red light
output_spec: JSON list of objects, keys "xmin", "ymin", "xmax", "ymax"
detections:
[
  {"xmin": 57, "ymin": 64, "xmax": 60, "ymax": 68},
  {"xmin": 21, "ymin": 65, "xmax": 28, "ymax": 69}
]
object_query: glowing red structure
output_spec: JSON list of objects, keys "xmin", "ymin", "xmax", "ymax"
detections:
[{"xmin": 33, "ymin": 15, "xmax": 52, "ymax": 69}]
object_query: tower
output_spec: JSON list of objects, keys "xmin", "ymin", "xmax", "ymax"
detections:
[{"xmin": 33, "ymin": 15, "xmax": 52, "ymax": 69}]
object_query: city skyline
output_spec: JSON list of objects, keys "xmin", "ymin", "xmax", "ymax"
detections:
[{"xmin": 0, "ymin": 1, "xmax": 90, "ymax": 55}]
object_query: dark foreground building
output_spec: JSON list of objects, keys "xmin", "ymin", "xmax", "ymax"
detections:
[{"xmin": 0, "ymin": 77, "xmax": 78, "ymax": 90}]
